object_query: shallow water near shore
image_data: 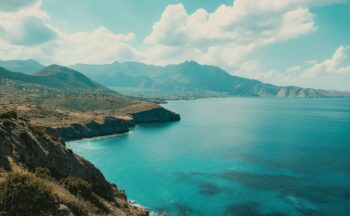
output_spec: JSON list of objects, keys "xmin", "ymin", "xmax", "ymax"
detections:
[{"xmin": 68, "ymin": 98, "xmax": 350, "ymax": 216}]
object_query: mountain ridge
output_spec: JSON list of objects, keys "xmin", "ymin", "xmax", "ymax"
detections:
[
  {"xmin": 0, "ymin": 59, "xmax": 45, "ymax": 74},
  {"xmin": 71, "ymin": 61, "xmax": 350, "ymax": 98},
  {"xmin": 0, "ymin": 65, "xmax": 110, "ymax": 93},
  {"xmin": 0, "ymin": 59, "xmax": 348, "ymax": 98}
]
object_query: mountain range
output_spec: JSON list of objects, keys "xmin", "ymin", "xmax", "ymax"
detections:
[
  {"xmin": 71, "ymin": 61, "xmax": 349, "ymax": 98},
  {"xmin": 0, "ymin": 59, "xmax": 349, "ymax": 98}
]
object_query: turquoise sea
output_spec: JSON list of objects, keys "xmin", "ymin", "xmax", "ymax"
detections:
[{"xmin": 68, "ymin": 98, "xmax": 350, "ymax": 216}]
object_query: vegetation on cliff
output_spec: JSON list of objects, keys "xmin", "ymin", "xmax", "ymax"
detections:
[{"xmin": 0, "ymin": 112, "xmax": 148, "ymax": 215}]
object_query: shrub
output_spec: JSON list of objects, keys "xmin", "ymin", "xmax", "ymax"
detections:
[
  {"xmin": 0, "ymin": 173, "xmax": 58, "ymax": 216},
  {"xmin": 34, "ymin": 167, "xmax": 52, "ymax": 179},
  {"xmin": 60, "ymin": 177, "xmax": 108, "ymax": 212},
  {"xmin": 29, "ymin": 124, "xmax": 45, "ymax": 137},
  {"xmin": 60, "ymin": 177, "xmax": 92, "ymax": 199},
  {"xmin": 0, "ymin": 111, "xmax": 17, "ymax": 119}
]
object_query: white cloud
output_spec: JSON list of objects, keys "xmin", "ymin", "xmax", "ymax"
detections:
[
  {"xmin": 0, "ymin": 1, "xmax": 140, "ymax": 65},
  {"xmin": 144, "ymin": 4, "xmax": 188, "ymax": 46},
  {"xmin": 0, "ymin": 0, "xmax": 346, "ymax": 71},
  {"xmin": 52, "ymin": 27, "xmax": 140, "ymax": 65},
  {"xmin": 0, "ymin": 1, "xmax": 56, "ymax": 45},
  {"xmin": 143, "ymin": 0, "xmax": 343, "ymax": 68},
  {"xmin": 303, "ymin": 45, "xmax": 350, "ymax": 77}
]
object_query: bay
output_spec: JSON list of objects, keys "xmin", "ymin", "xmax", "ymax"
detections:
[{"xmin": 68, "ymin": 98, "xmax": 350, "ymax": 216}]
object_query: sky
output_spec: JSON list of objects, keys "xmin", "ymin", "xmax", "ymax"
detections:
[{"xmin": 0, "ymin": 0, "xmax": 350, "ymax": 90}]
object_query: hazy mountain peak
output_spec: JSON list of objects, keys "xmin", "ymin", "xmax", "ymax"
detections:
[
  {"xmin": 71, "ymin": 61, "xmax": 350, "ymax": 98},
  {"xmin": 183, "ymin": 60, "xmax": 200, "ymax": 65},
  {"xmin": 35, "ymin": 64, "xmax": 77, "ymax": 76},
  {"xmin": 0, "ymin": 59, "xmax": 45, "ymax": 74}
]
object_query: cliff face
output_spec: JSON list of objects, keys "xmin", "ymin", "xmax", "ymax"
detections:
[
  {"xmin": 53, "ymin": 116, "xmax": 133, "ymax": 141},
  {"xmin": 130, "ymin": 107, "xmax": 181, "ymax": 123},
  {"xmin": 0, "ymin": 112, "xmax": 148, "ymax": 215},
  {"xmin": 0, "ymin": 114, "xmax": 111, "ymax": 198},
  {"xmin": 52, "ymin": 107, "xmax": 180, "ymax": 141}
]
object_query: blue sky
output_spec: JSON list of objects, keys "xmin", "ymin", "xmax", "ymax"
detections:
[{"xmin": 0, "ymin": 0, "xmax": 349, "ymax": 90}]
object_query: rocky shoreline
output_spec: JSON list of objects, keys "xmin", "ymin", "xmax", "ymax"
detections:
[
  {"xmin": 52, "ymin": 107, "xmax": 180, "ymax": 141},
  {"xmin": 0, "ymin": 111, "xmax": 149, "ymax": 215},
  {"xmin": 0, "ymin": 106, "xmax": 180, "ymax": 215}
]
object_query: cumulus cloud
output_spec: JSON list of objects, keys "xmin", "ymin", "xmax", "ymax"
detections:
[
  {"xmin": 0, "ymin": 26, "xmax": 140, "ymax": 65},
  {"xmin": 0, "ymin": 0, "xmax": 345, "ymax": 69},
  {"xmin": 237, "ymin": 45, "xmax": 350, "ymax": 87},
  {"xmin": 0, "ymin": 1, "xmax": 56, "ymax": 45},
  {"xmin": 303, "ymin": 45, "xmax": 350, "ymax": 77},
  {"xmin": 52, "ymin": 27, "xmax": 140, "ymax": 65},
  {"xmin": 0, "ymin": 1, "xmax": 140, "ymax": 65},
  {"xmin": 143, "ymin": 0, "xmax": 344, "ymax": 69}
]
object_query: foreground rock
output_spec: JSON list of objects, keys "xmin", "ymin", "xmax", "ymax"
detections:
[{"xmin": 0, "ymin": 111, "xmax": 149, "ymax": 216}]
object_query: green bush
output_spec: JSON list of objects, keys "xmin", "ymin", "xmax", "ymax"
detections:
[
  {"xmin": 60, "ymin": 177, "xmax": 108, "ymax": 212},
  {"xmin": 0, "ymin": 173, "xmax": 58, "ymax": 216}
]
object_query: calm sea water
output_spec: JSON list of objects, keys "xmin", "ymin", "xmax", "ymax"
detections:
[{"xmin": 68, "ymin": 98, "xmax": 350, "ymax": 216}]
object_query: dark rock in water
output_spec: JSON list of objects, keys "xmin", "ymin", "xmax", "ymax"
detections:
[{"xmin": 130, "ymin": 107, "xmax": 181, "ymax": 123}]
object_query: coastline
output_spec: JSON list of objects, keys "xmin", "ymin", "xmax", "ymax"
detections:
[
  {"xmin": 61, "ymin": 106, "xmax": 180, "ymax": 215},
  {"xmin": 51, "ymin": 106, "xmax": 180, "ymax": 142}
]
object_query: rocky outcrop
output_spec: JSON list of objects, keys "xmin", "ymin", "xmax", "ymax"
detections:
[
  {"xmin": 52, "ymin": 107, "xmax": 180, "ymax": 141},
  {"xmin": 130, "ymin": 107, "xmax": 181, "ymax": 123},
  {"xmin": 0, "ymin": 112, "xmax": 149, "ymax": 215},
  {"xmin": 53, "ymin": 116, "xmax": 134, "ymax": 141},
  {"xmin": 0, "ymin": 114, "xmax": 112, "ymax": 199}
]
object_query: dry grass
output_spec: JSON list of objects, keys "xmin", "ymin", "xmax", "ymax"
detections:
[
  {"xmin": 0, "ymin": 82, "xmax": 159, "ymax": 128},
  {"xmin": 0, "ymin": 162, "xmax": 117, "ymax": 216}
]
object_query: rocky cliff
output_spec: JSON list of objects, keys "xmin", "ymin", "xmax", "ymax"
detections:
[
  {"xmin": 0, "ymin": 111, "xmax": 148, "ymax": 216},
  {"xmin": 130, "ymin": 107, "xmax": 181, "ymax": 123},
  {"xmin": 51, "ymin": 116, "xmax": 133, "ymax": 141},
  {"xmin": 52, "ymin": 107, "xmax": 180, "ymax": 141}
]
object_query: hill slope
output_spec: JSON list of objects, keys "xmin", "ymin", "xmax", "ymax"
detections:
[
  {"xmin": 0, "ymin": 65, "xmax": 110, "ymax": 93},
  {"xmin": 72, "ymin": 61, "xmax": 349, "ymax": 98},
  {"xmin": 0, "ymin": 111, "xmax": 148, "ymax": 215},
  {"xmin": 0, "ymin": 59, "xmax": 45, "ymax": 74},
  {"xmin": 0, "ymin": 66, "xmax": 180, "ymax": 140}
]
